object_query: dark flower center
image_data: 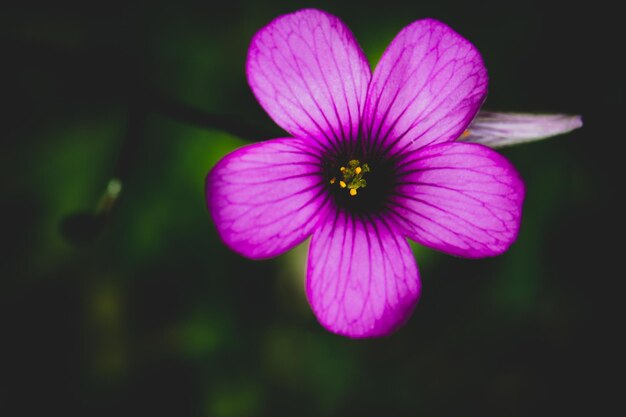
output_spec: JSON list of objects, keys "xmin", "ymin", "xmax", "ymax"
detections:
[{"xmin": 323, "ymin": 149, "xmax": 396, "ymax": 215}]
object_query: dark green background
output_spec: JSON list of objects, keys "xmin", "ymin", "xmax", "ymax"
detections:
[{"xmin": 2, "ymin": 0, "xmax": 620, "ymax": 416}]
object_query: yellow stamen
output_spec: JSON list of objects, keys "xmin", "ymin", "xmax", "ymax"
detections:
[
  {"xmin": 332, "ymin": 160, "xmax": 370, "ymax": 196},
  {"xmin": 461, "ymin": 129, "xmax": 471, "ymax": 139}
]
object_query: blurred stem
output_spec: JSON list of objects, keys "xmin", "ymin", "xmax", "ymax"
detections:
[
  {"xmin": 112, "ymin": 86, "xmax": 277, "ymax": 190},
  {"xmin": 62, "ymin": 86, "xmax": 274, "ymax": 245},
  {"xmin": 145, "ymin": 89, "xmax": 276, "ymax": 142},
  {"xmin": 113, "ymin": 90, "xmax": 146, "ymax": 187}
]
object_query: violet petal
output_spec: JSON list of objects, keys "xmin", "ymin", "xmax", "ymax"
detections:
[
  {"xmin": 390, "ymin": 142, "xmax": 525, "ymax": 258},
  {"xmin": 206, "ymin": 138, "xmax": 328, "ymax": 259},
  {"xmin": 363, "ymin": 19, "xmax": 487, "ymax": 158},
  {"xmin": 306, "ymin": 210, "xmax": 421, "ymax": 338},
  {"xmin": 247, "ymin": 9, "xmax": 371, "ymax": 151}
]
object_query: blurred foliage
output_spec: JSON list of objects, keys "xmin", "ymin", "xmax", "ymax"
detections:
[{"xmin": 1, "ymin": 0, "xmax": 621, "ymax": 416}]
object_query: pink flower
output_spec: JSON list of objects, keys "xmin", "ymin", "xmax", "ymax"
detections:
[{"xmin": 206, "ymin": 9, "xmax": 526, "ymax": 338}]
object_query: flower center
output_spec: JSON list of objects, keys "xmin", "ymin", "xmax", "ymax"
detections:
[{"xmin": 330, "ymin": 160, "xmax": 370, "ymax": 197}]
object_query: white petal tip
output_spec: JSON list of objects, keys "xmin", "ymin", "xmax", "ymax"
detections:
[{"xmin": 462, "ymin": 111, "xmax": 583, "ymax": 148}]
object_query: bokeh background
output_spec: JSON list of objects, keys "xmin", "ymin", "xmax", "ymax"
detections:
[{"xmin": 2, "ymin": 0, "xmax": 621, "ymax": 416}]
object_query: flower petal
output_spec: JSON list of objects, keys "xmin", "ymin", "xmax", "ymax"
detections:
[
  {"xmin": 461, "ymin": 111, "xmax": 583, "ymax": 148},
  {"xmin": 363, "ymin": 19, "xmax": 487, "ymax": 158},
  {"xmin": 247, "ymin": 9, "xmax": 371, "ymax": 151},
  {"xmin": 389, "ymin": 142, "xmax": 525, "ymax": 258},
  {"xmin": 206, "ymin": 138, "xmax": 328, "ymax": 259},
  {"xmin": 306, "ymin": 210, "xmax": 421, "ymax": 338}
]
